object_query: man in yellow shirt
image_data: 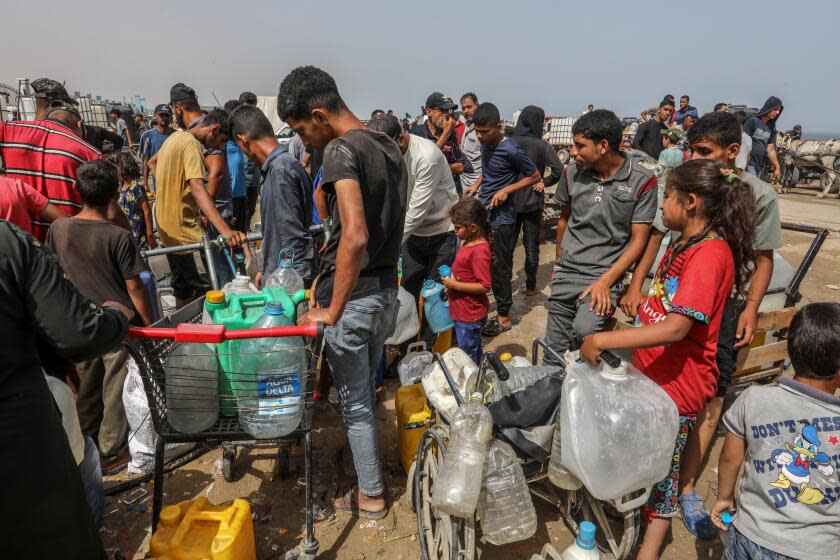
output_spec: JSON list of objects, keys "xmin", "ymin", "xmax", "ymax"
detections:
[{"xmin": 151, "ymin": 83, "xmax": 245, "ymax": 306}]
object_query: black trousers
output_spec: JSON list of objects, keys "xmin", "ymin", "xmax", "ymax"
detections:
[
  {"xmin": 491, "ymin": 222, "xmax": 517, "ymax": 317},
  {"xmin": 401, "ymin": 232, "xmax": 458, "ymax": 302},
  {"xmin": 245, "ymin": 186, "xmax": 260, "ymax": 230},
  {"xmin": 514, "ymin": 209, "xmax": 541, "ymax": 291},
  {"xmin": 715, "ymin": 298, "xmax": 745, "ymax": 397}
]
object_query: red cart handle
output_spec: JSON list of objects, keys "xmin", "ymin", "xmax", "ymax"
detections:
[{"xmin": 127, "ymin": 322, "xmax": 323, "ymax": 343}]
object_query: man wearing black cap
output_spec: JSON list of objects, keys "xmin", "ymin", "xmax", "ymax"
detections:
[
  {"xmin": 410, "ymin": 92, "xmax": 473, "ymax": 196},
  {"xmin": 139, "ymin": 104, "xmax": 175, "ymax": 193},
  {"xmin": 150, "ymin": 83, "xmax": 245, "ymax": 306}
]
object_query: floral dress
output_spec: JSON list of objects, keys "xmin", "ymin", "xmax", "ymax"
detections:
[{"xmin": 118, "ymin": 181, "xmax": 149, "ymax": 251}]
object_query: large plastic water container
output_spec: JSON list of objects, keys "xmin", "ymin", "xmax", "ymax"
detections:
[
  {"xmin": 223, "ymin": 274, "xmax": 258, "ymax": 296},
  {"xmin": 548, "ymin": 425, "xmax": 583, "ymax": 491},
  {"xmin": 421, "ymin": 279, "xmax": 454, "ymax": 334},
  {"xmin": 164, "ymin": 342, "xmax": 220, "ymax": 434},
  {"xmin": 556, "ymin": 357, "xmax": 678, "ymax": 511},
  {"xmin": 264, "ymin": 248, "xmax": 304, "ymax": 294},
  {"xmin": 398, "ymin": 342, "xmax": 433, "ymax": 386},
  {"xmin": 478, "ymin": 440, "xmax": 537, "ymax": 545},
  {"xmin": 431, "ymin": 395, "xmax": 493, "ymax": 517},
  {"xmin": 237, "ymin": 303, "xmax": 307, "ymax": 438},
  {"xmin": 395, "ymin": 383, "xmax": 431, "ymax": 474},
  {"xmin": 421, "ymin": 347, "xmax": 477, "ymax": 422}
]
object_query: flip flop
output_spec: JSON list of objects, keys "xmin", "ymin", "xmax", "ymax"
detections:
[
  {"xmin": 333, "ymin": 484, "xmax": 388, "ymax": 520},
  {"xmin": 482, "ymin": 318, "xmax": 511, "ymax": 337}
]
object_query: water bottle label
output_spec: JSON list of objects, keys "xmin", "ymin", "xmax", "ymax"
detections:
[{"xmin": 258, "ymin": 374, "xmax": 301, "ymax": 416}]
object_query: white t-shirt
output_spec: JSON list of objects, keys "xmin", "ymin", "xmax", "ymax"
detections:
[
  {"xmin": 737, "ymin": 131, "xmax": 752, "ymax": 170},
  {"xmin": 402, "ymin": 134, "xmax": 458, "ymax": 242}
]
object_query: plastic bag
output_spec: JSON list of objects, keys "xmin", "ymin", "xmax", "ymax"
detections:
[
  {"xmin": 123, "ymin": 358, "xmax": 193, "ymax": 474},
  {"xmin": 385, "ymin": 286, "xmax": 419, "ymax": 345}
]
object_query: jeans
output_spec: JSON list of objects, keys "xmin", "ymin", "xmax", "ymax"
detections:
[
  {"xmin": 401, "ymin": 232, "xmax": 458, "ymax": 302},
  {"xmin": 491, "ymin": 222, "xmax": 517, "ymax": 317},
  {"xmin": 544, "ymin": 271, "xmax": 622, "ymax": 363},
  {"xmin": 454, "ymin": 319, "xmax": 486, "ymax": 365},
  {"xmin": 514, "ymin": 210, "xmax": 541, "ymax": 291},
  {"xmin": 746, "ymin": 165, "xmax": 758, "ymax": 176},
  {"xmin": 323, "ymin": 290, "xmax": 398, "ymax": 496},
  {"xmin": 79, "ymin": 436, "xmax": 104, "ymax": 527},
  {"xmin": 724, "ymin": 526, "xmax": 795, "ymax": 560}
]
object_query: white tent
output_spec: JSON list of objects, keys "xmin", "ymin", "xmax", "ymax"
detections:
[{"xmin": 256, "ymin": 96, "xmax": 291, "ymax": 136}]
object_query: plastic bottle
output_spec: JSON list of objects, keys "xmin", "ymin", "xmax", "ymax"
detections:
[
  {"xmin": 237, "ymin": 303, "xmax": 307, "ymax": 439},
  {"xmin": 398, "ymin": 342, "xmax": 432, "ymax": 386},
  {"xmin": 420, "ymin": 279, "xmax": 454, "ymax": 334},
  {"xmin": 203, "ymin": 290, "xmax": 226, "ymax": 324},
  {"xmin": 556, "ymin": 357, "xmax": 679, "ymax": 510},
  {"xmin": 222, "ymin": 274, "xmax": 258, "ymax": 296},
  {"xmin": 719, "ymin": 511, "xmax": 734, "ymax": 546},
  {"xmin": 477, "ymin": 440, "xmax": 537, "ymax": 545},
  {"xmin": 264, "ymin": 248, "xmax": 304, "ymax": 294},
  {"xmin": 438, "ymin": 264, "xmax": 451, "ymax": 278},
  {"xmin": 421, "ymin": 347, "xmax": 477, "ymax": 422},
  {"xmin": 165, "ymin": 342, "xmax": 220, "ymax": 434},
  {"xmin": 431, "ymin": 394, "xmax": 493, "ymax": 517},
  {"xmin": 559, "ymin": 521, "xmax": 601, "ymax": 560},
  {"xmin": 548, "ymin": 426, "xmax": 584, "ymax": 491}
]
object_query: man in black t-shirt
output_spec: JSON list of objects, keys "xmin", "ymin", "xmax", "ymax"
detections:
[
  {"xmin": 278, "ymin": 66, "xmax": 407, "ymax": 519},
  {"xmin": 632, "ymin": 99, "xmax": 674, "ymax": 159}
]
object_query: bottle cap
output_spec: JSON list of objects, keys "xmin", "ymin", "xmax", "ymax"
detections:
[
  {"xmin": 423, "ymin": 279, "xmax": 435, "ymax": 289},
  {"xmin": 721, "ymin": 511, "xmax": 734, "ymax": 527},
  {"xmin": 264, "ymin": 303, "xmax": 284, "ymax": 316},
  {"xmin": 500, "ymin": 352, "xmax": 512, "ymax": 362},
  {"xmin": 577, "ymin": 520, "xmax": 596, "ymax": 550},
  {"xmin": 234, "ymin": 275, "xmax": 250, "ymax": 287},
  {"xmin": 439, "ymin": 264, "xmax": 451, "ymax": 277},
  {"xmin": 206, "ymin": 290, "xmax": 225, "ymax": 304}
]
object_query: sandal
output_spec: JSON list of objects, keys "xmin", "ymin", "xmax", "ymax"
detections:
[
  {"xmin": 482, "ymin": 318, "xmax": 511, "ymax": 337},
  {"xmin": 333, "ymin": 484, "xmax": 388, "ymax": 520}
]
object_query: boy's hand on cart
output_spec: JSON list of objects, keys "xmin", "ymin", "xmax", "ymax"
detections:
[
  {"xmin": 710, "ymin": 498, "xmax": 735, "ymax": 531},
  {"xmin": 620, "ymin": 288, "xmax": 645, "ymax": 318},
  {"xmin": 734, "ymin": 307, "xmax": 758, "ymax": 349},
  {"xmin": 220, "ymin": 229, "xmax": 247, "ymax": 247},
  {"xmin": 580, "ymin": 279, "xmax": 613, "ymax": 316},
  {"xmin": 298, "ymin": 307, "xmax": 336, "ymax": 327},
  {"xmin": 103, "ymin": 300, "xmax": 135, "ymax": 323},
  {"xmin": 579, "ymin": 335, "xmax": 603, "ymax": 366}
]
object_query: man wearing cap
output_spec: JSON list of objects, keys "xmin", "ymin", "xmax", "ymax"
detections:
[
  {"xmin": 658, "ymin": 127, "xmax": 685, "ymax": 169},
  {"xmin": 633, "ymin": 99, "xmax": 674, "ymax": 159},
  {"xmin": 410, "ymin": 92, "xmax": 473, "ymax": 196},
  {"xmin": 0, "ymin": 78, "xmax": 102, "ymax": 241},
  {"xmin": 139, "ymin": 104, "xmax": 175, "ymax": 193},
  {"xmin": 149, "ymin": 83, "xmax": 245, "ymax": 306}
]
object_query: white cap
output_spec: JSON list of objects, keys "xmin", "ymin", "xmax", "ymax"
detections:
[{"xmin": 234, "ymin": 275, "xmax": 251, "ymax": 287}]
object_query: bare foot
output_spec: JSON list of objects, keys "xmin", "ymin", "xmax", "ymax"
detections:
[{"xmin": 498, "ymin": 316, "xmax": 512, "ymax": 329}]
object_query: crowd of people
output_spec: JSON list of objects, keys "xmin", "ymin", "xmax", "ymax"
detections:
[{"xmin": 0, "ymin": 71, "xmax": 837, "ymax": 560}]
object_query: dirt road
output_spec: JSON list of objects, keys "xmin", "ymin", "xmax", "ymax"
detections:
[{"xmin": 102, "ymin": 183, "xmax": 840, "ymax": 560}]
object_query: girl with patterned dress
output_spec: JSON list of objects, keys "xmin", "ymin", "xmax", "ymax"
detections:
[
  {"xmin": 108, "ymin": 152, "xmax": 156, "ymax": 252},
  {"xmin": 579, "ymin": 159, "xmax": 757, "ymax": 560}
]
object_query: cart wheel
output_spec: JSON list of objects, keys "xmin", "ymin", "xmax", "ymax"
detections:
[
  {"xmin": 414, "ymin": 428, "xmax": 476, "ymax": 560},
  {"xmin": 566, "ymin": 489, "xmax": 639, "ymax": 560},
  {"xmin": 277, "ymin": 446, "xmax": 293, "ymax": 479},
  {"xmin": 222, "ymin": 446, "xmax": 236, "ymax": 482}
]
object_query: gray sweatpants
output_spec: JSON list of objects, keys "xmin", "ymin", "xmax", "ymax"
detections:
[{"xmin": 544, "ymin": 271, "xmax": 622, "ymax": 364}]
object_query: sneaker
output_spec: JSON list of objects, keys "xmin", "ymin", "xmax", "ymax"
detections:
[{"xmin": 679, "ymin": 493, "xmax": 717, "ymax": 540}]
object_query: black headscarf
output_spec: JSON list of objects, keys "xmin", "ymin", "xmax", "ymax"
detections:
[{"xmin": 513, "ymin": 105, "xmax": 545, "ymax": 138}]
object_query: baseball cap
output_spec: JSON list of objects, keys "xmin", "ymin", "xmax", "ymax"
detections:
[
  {"xmin": 31, "ymin": 78, "xmax": 78, "ymax": 106},
  {"xmin": 660, "ymin": 127, "xmax": 684, "ymax": 142},
  {"xmin": 425, "ymin": 92, "xmax": 457, "ymax": 111},
  {"xmin": 170, "ymin": 83, "xmax": 198, "ymax": 104},
  {"xmin": 154, "ymin": 103, "xmax": 172, "ymax": 115}
]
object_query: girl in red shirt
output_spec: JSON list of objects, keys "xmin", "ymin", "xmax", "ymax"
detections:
[
  {"xmin": 442, "ymin": 197, "xmax": 492, "ymax": 365},
  {"xmin": 580, "ymin": 159, "xmax": 756, "ymax": 560}
]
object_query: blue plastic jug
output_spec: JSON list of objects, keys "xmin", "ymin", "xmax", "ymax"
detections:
[
  {"xmin": 439, "ymin": 264, "xmax": 451, "ymax": 278},
  {"xmin": 421, "ymin": 279, "xmax": 454, "ymax": 334}
]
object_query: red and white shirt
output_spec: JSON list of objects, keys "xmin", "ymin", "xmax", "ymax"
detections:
[
  {"xmin": 0, "ymin": 120, "xmax": 101, "ymax": 240},
  {"xmin": 632, "ymin": 237, "xmax": 734, "ymax": 415}
]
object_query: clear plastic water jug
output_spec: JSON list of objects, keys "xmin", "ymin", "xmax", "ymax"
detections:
[
  {"xmin": 237, "ymin": 303, "xmax": 307, "ymax": 439},
  {"xmin": 548, "ymin": 426, "xmax": 583, "ymax": 491},
  {"xmin": 421, "ymin": 279, "xmax": 453, "ymax": 334},
  {"xmin": 477, "ymin": 440, "xmax": 536, "ymax": 545},
  {"xmin": 165, "ymin": 342, "xmax": 220, "ymax": 434},
  {"xmin": 559, "ymin": 521, "xmax": 601, "ymax": 560},
  {"xmin": 431, "ymin": 394, "xmax": 493, "ymax": 517},
  {"xmin": 398, "ymin": 342, "xmax": 432, "ymax": 386},
  {"xmin": 264, "ymin": 248, "xmax": 304, "ymax": 294},
  {"xmin": 223, "ymin": 275, "xmax": 258, "ymax": 296},
  {"xmin": 558, "ymin": 356, "xmax": 678, "ymax": 511}
]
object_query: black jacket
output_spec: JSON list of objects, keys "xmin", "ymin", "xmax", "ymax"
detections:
[{"xmin": 511, "ymin": 105, "xmax": 564, "ymax": 213}]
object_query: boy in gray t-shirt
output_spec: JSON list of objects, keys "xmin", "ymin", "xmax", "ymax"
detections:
[{"xmin": 713, "ymin": 303, "xmax": 840, "ymax": 560}]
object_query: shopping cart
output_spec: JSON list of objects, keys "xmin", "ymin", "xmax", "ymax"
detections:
[
  {"xmin": 411, "ymin": 341, "xmax": 640, "ymax": 560},
  {"xmin": 124, "ymin": 302, "xmax": 324, "ymax": 559}
]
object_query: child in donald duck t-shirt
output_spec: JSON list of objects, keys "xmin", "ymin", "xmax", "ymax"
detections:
[
  {"xmin": 580, "ymin": 159, "xmax": 756, "ymax": 559},
  {"xmin": 711, "ymin": 302, "xmax": 840, "ymax": 560}
]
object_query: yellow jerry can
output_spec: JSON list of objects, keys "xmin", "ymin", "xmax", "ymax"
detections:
[{"xmin": 395, "ymin": 383, "xmax": 431, "ymax": 474}]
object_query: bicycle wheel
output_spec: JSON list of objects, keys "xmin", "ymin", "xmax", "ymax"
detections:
[{"xmin": 413, "ymin": 427, "xmax": 476, "ymax": 560}]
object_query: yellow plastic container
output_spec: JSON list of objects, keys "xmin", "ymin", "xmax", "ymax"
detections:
[
  {"xmin": 396, "ymin": 383, "xmax": 431, "ymax": 474},
  {"xmin": 149, "ymin": 497, "xmax": 256, "ymax": 560}
]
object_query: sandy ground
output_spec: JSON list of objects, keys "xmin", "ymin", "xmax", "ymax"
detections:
[{"xmin": 102, "ymin": 181, "xmax": 840, "ymax": 560}]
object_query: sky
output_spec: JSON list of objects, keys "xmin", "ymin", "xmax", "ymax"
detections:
[{"xmin": 4, "ymin": 0, "xmax": 839, "ymax": 135}]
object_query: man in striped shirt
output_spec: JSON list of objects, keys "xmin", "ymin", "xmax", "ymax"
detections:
[{"xmin": 0, "ymin": 79, "xmax": 101, "ymax": 240}]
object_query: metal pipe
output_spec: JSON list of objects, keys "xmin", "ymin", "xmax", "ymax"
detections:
[{"xmin": 202, "ymin": 234, "xmax": 220, "ymax": 290}]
